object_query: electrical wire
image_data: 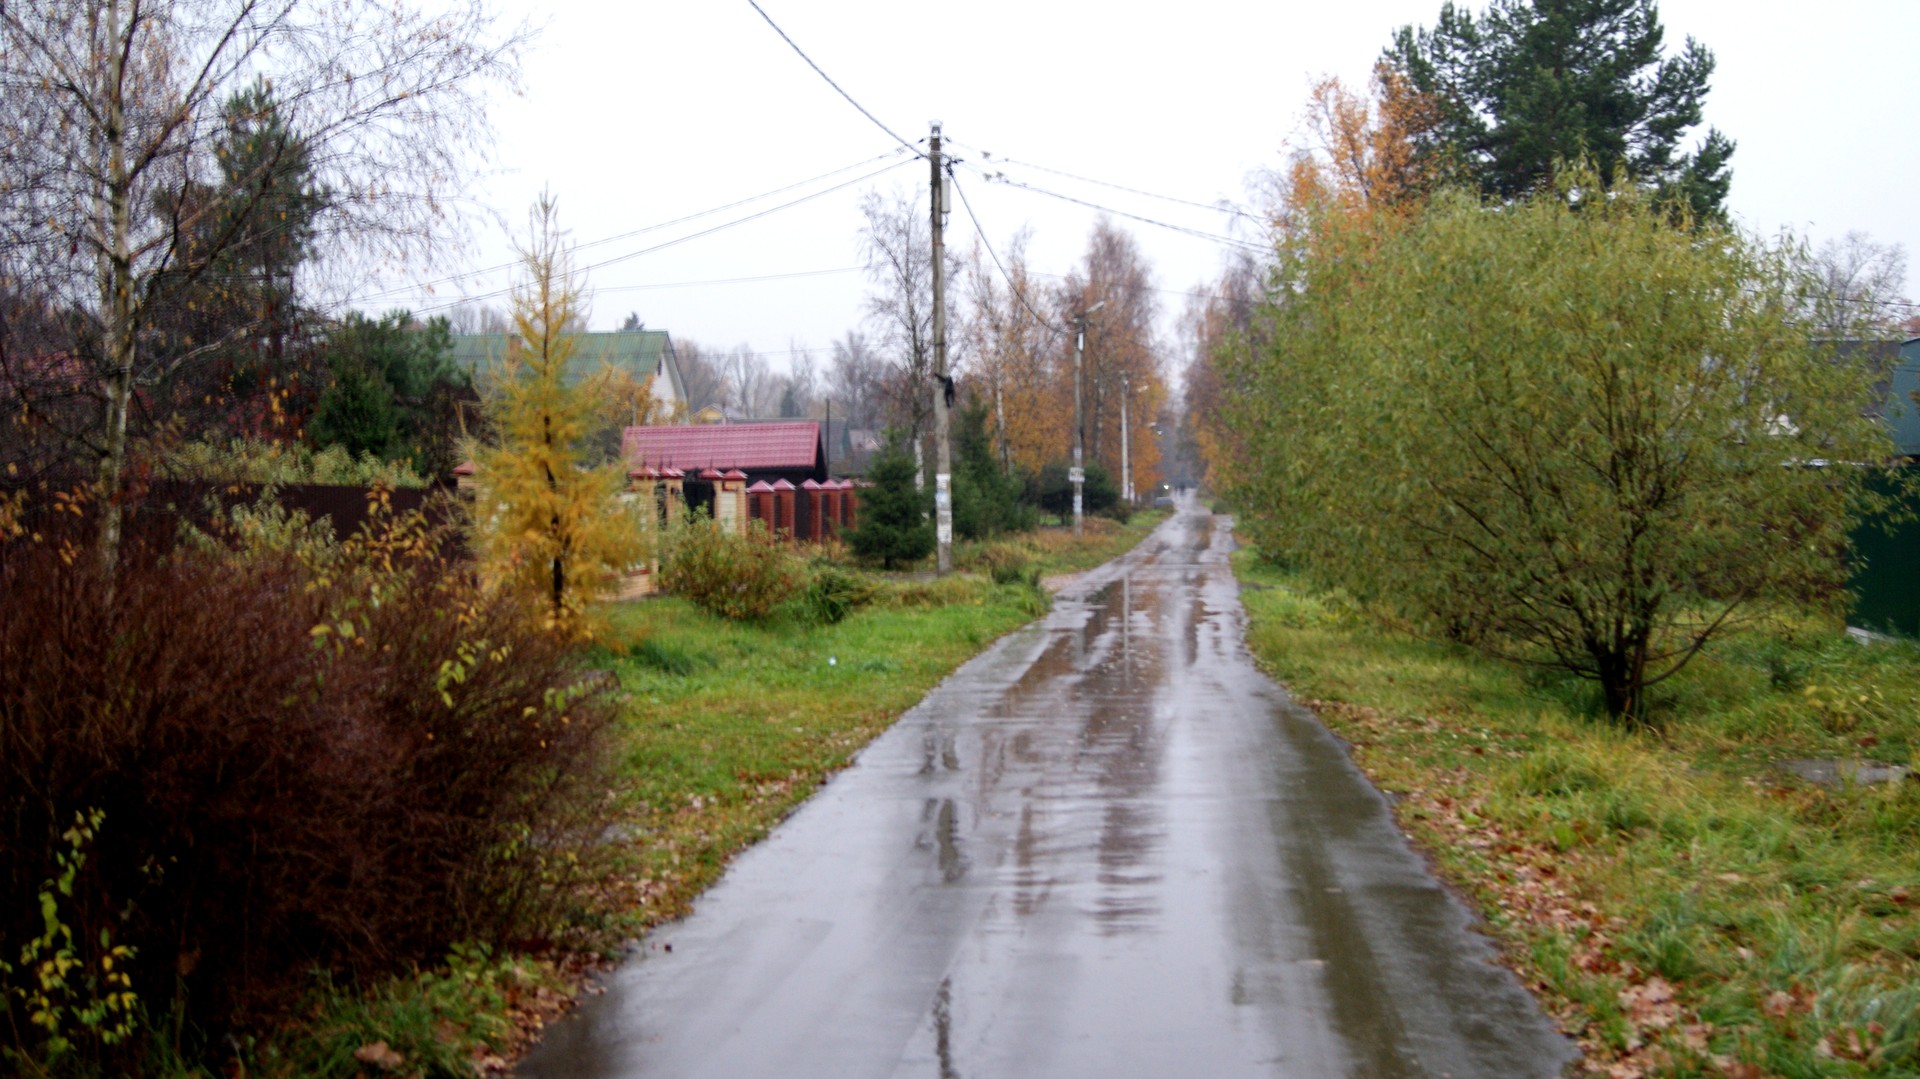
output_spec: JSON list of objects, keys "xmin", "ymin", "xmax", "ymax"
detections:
[
  {"xmin": 965, "ymin": 163, "xmax": 1270, "ymax": 254},
  {"xmin": 949, "ymin": 140, "xmax": 1263, "ymax": 224},
  {"xmin": 409, "ymin": 157, "xmax": 914, "ymax": 314},
  {"xmin": 349, "ymin": 151, "xmax": 909, "ymax": 305},
  {"xmin": 1027, "ymin": 269, "xmax": 1257, "ymax": 306},
  {"xmin": 745, "ymin": 0, "xmax": 924, "ymax": 157},
  {"xmin": 592, "ymin": 266, "xmax": 861, "ymax": 295},
  {"xmin": 944, "ymin": 165, "xmax": 1065, "ymax": 336}
]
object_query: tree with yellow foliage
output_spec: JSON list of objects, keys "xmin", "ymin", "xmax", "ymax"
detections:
[
  {"xmin": 470, "ymin": 195, "xmax": 644, "ymax": 629},
  {"xmin": 1288, "ymin": 64, "xmax": 1446, "ymax": 216},
  {"xmin": 961, "ymin": 233, "xmax": 1067, "ymax": 475}
]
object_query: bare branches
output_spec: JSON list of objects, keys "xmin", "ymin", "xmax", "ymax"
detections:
[{"xmin": 0, "ymin": 0, "xmax": 526, "ymax": 567}]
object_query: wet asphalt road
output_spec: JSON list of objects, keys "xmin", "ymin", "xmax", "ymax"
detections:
[{"xmin": 520, "ymin": 502, "xmax": 1575, "ymax": 1078}]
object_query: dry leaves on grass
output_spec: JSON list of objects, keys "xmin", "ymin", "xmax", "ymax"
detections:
[
  {"xmin": 1300, "ymin": 697, "xmax": 1737, "ymax": 1079},
  {"xmin": 351, "ymin": 1040, "xmax": 406, "ymax": 1072},
  {"xmin": 485, "ymin": 952, "xmax": 610, "ymax": 1074}
]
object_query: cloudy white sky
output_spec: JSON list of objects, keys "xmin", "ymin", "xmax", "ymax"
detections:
[{"xmin": 354, "ymin": 1, "xmax": 1919, "ymax": 372}]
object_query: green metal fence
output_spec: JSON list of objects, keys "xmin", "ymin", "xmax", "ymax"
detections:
[{"xmin": 1848, "ymin": 469, "xmax": 1920, "ymax": 638}]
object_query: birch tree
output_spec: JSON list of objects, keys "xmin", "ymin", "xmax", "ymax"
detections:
[
  {"xmin": 0, "ymin": 0, "xmax": 527, "ymax": 570},
  {"xmin": 962, "ymin": 231, "xmax": 1063, "ymax": 475},
  {"xmin": 1057, "ymin": 220, "xmax": 1165, "ymax": 502},
  {"xmin": 857, "ymin": 187, "xmax": 962, "ymax": 441}
]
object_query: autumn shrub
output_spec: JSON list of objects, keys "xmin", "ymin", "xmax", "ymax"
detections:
[
  {"xmin": 793, "ymin": 565, "xmax": 877, "ymax": 626},
  {"xmin": 0, "ymin": 496, "xmax": 616, "ymax": 1073},
  {"xmin": 660, "ymin": 518, "xmax": 802, "ymax": 621},
  {"xmin": 161, "ymin": 436, "xmax": 429, "ymax": 487},
  {"xmin": 976, "ymin": 542, "xmax": 1040, "ymax": 588}
]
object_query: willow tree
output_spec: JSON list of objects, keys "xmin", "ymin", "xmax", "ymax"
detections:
[
  {"xmin": 470, "ymin": 197, "xmax": 643, "ymax": 629},
  {"xmin": 1224, "ymin": 174, "xmax": 1896, "ymax": 723}
]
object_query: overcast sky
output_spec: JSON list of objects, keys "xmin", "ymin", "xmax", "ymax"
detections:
[{"xmin": 352, "ymin": 1, "xmax": 1919, "ymax": 373}]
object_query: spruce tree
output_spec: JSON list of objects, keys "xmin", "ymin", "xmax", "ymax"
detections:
[
  {"xmin": 952, "ymin": 400, "xmax": 1030, "ymax": 540},
  {"xmin": 1384, "ymin": 0, "xmax": 1734, "ymax": 218},
  {"xmin": 847, "ymin": 437, "xmax": 934, "ymax": 570}
]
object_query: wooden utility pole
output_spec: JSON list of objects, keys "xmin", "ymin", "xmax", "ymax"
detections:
[
  {"xmin": 930, "ymin": 121, "xmax": 953, "ymax": 574},
  {"xmin": 1072, "ymin": 299, "xmax": 1104, "ymax": 538}
]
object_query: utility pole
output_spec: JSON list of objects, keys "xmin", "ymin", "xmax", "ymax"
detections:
[
  {"xmin": 1072, "ymin": 299, "xmax": 1104, "ymax": 538},
  {"xmin": 1073, "ymin": 314, "xmax": 1085, "ymax": 538},
  {"xmin": 1120, "ymin": 371, "xmax": 1131, "ymax": 505},
  {"xmin": 930, "ymin": 121, "xmax": 954, "ymax": 574}
]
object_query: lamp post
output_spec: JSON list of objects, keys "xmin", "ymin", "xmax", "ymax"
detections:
[
  {"xmin": 1073, "ymin": 299, "xmax": 1106, "ymax": 537},
  {"xmin": 1120, "ymin": 371, "xmax": 1131, "ymax": 505}
]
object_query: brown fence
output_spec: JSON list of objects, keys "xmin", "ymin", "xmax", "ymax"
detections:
[
  {"xmin": 148, "ymin": 480, "xmax": 455, "ymax": 537},
  {"xmin": 4, "ymin": 479, "xmax": 461, "ymax": 556}
]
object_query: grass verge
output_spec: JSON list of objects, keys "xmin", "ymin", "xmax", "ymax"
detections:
[{"xmin": 1231, "ymin": 547, "xmax": 1920, "ymax": 1078}]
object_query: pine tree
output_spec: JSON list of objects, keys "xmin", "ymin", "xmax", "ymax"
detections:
[
  {"xmin": 471, "ymin": 195, "xmax": 644, "ymax": 628},
  {"xmin": 1384, "ymin": 0, "xmax": 1734, "ymax": 218},
  {"xmin": 150, "ymin": 82, "xmax": 333, "ymax": 440}
]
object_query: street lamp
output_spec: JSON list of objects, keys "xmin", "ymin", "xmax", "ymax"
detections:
[
  {"xmin": 1073, "ymin": 299, "xmax": 1106, "ymax": 538},
  {"xmin": 1120, "ymin": 371, "xmax": 1131, "ymax": 505}
]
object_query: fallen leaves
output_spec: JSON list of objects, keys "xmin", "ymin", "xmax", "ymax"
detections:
[
  {"xmin": 352, "ymin": 1040, "xmax": 405, "ymax": 1072},
  {"xmin": 1619, "ymin": 976, "xmax": 1678, "ymax": 1034},
  {"xmin": 1298, "ymin": 696, "xmax": 1741, "ymax": 1079}
]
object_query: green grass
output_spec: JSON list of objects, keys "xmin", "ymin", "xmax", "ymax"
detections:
[{"xmin": 1231, "ymin": 548, "xmax": 1920, "ymax": 1078}]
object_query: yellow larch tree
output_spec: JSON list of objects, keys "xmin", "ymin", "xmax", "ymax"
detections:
[{"xmin": 470, "ymin": 195, "xmax": 644, "ymax": 630}]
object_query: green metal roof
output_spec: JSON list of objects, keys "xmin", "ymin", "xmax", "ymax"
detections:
[{"xmin": 449, "ymin": 329, "xmax": 679, "ymax": 396}]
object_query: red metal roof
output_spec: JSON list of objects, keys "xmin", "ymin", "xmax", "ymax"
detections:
[{"xmin": 621, "ymin": 422, "xmax": 822, "ymax": 472}]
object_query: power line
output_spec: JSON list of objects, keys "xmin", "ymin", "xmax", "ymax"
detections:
[
  {"xmin": 951, "ymin": 141, "xmax": 1264, "ymax": 225},
  {"xmin": 745, "ymin": 0, "xmax": 923, "ymax": 157},
  {"xmin": 350, "ymin": 151, "xmax": 908, "ymax": 306},
  {"xmin": 410, "ymin": 158, "xmax": 914, "ymax": 315},
  {"xmin": 945, "ymin": 165, "xmax": 1065, "ymax": 336},
  {"xmin": 966, "ymin": 163, "xmax": 1271, "ymax": 254},
  {"xmin": 1029, "ymin": 269, "xmax": 1254, "ymax": 306},
  {"xmin": 593, "ymin": 266, "xmax": 861, "ymax": 295}
]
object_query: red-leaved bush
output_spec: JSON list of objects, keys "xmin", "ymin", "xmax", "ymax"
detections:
[{"xmin": 0, "ymin": 496, "xmax": 615, "ymax": 1067}]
